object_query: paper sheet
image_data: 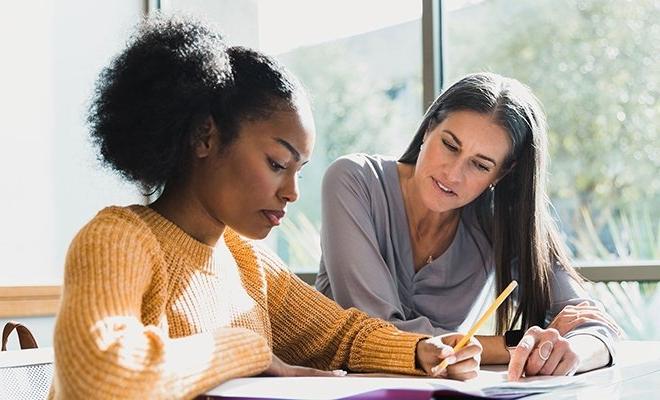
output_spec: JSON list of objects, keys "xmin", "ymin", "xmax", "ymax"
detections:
[{"xmin": 204, "ymin": 371, "xmax": 586, "ymax": 399}]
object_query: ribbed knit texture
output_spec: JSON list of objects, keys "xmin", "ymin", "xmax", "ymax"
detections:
[{"xmin": 49, "ymin": 205, "xmax": 429, "ymax": 399}]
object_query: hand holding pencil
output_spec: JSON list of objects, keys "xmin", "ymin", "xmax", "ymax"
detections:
[
  {"xmin": 416, "ymin": 333, "xmax": 483, "ymax": 380},
  {"xmin": 416, "ymin": 280, "xmax": 518, "ymax": 380}
]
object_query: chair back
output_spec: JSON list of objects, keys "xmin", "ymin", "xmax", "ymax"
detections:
[{"xmin": 0, "ymin": 321, "xmax": 53, "ymax": 400}]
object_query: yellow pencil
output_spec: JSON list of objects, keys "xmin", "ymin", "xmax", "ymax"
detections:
[{"xmin": 433, "ymin": 280, "xmax": 519, "ymax": 374}]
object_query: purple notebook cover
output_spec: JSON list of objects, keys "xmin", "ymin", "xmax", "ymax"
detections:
[{"xmin": 198, "ymin": 388, "xmax": 532, "ymax": 400}]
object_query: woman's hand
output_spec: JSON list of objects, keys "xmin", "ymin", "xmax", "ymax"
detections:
[
  {"xmin": 416, "ymin": 333, "xmax": 482, "ymax": 380},
  {"xmin": 262, "ymin": 354, "xmax": 347, "ymax": 377},
  {"xmin": 548, "ymin": 301, "xmax": 622, "ymax": 337},
  {"xmin": 508, "ymin": 326, "xmax": 577, "ymax": 381}
]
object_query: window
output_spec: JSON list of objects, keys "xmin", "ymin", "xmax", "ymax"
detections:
[
  {"xmin": 168, "ymin": 0, "xmax": 425, "ymax": 272},
  {"xmin": 443, "ymin": 0, "xmax": 659, "ymax": 339},
  {"xmin": 443, "ymin": 0, "xmax": 659, "ymax": 264},
  {"xmin": 1, "ymin": 1, "xmax": 144, "ymax": 286}
]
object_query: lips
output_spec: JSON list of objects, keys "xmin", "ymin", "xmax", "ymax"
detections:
[
  {"xmin": 432, "ymin": 177, "xmax": 457, "ymax": 196},
  {"xmin": 262, "ymin": 209, "xmax": 286, "ymax": 226}
]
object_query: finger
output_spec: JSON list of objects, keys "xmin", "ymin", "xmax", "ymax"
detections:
[
  {"xmin": 446, "ymin": 357, "xmax": 479, "ymax": 376},
  {"xmin": 430, "ymin": 355, "xmax": 457, "ymax": 377},
  {"xmin": 524, "ymin": 340, "xmax": 554, "ymax": 377},
  {"xmin": 572, "ymin": 305, "xmax": 601, "ymax": 312},
  {"xmin": 565, "ymin": 315, "xmax": 620, "ymax": 336},
  {"xmin": 589, "ymin": 312, "xmax": 623, "ymax": 336},
  {"xmin": 579, "ymin": 312, "xmax": 621, "ymax": 335},
  {"xmin": 453, "ymin": 343, "xmax": 482, "ymax": 362},
  {"xmin": 508, "ymin": 334, "xmax": 537, "ymax": 381},
  {"xmin": 294, "ymin": 366, "xmax": 345, "ymax": 377},
  {"xmin": 538, "ymin": 341, "xmax": 567, "ymax": 375},
  {"xmin": 552, "ymin": 352, "xmax": 579, "ymax": 376},
  {"xmin": 447, "ymin": 369, "xmax": 479, "ymax": 381}
]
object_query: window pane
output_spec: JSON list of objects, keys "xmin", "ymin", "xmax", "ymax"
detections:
[
  {"xmin": 270, "ymin": 1, "xmax": 424, "ymax": 272},
  {"xmin": 171, "ymin": 0, "xmax": 424, "ymax": 271},
  {"xmin": 0, "ymin": 1, "xmax": 144, "ymax": 285},
  {"xmin": 445, "ymin": 0, "xmax": 659, "ymax": 263}
]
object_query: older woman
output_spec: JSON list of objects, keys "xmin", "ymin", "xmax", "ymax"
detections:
[{"xmin": 316, "ymin": 73, "xmax": 620, "ymax": 380}]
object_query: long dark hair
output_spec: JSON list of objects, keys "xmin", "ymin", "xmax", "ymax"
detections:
[{"xmin": 400, "ymin": 73, "xmax": 581, "ymax": 334}]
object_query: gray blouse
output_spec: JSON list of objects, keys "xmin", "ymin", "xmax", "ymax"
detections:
[{"xmin": 316, "ymin": 153, "xmax": 616, "ymax": 360}]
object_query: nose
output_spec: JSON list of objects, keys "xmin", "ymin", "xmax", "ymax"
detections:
[
  {"xmin": 279, "ymin": 173, "xmax": 299, "ymax": 204},
  {"xmin": 445, "ymin": 159, "xmax": 464, "ymax": 184}
]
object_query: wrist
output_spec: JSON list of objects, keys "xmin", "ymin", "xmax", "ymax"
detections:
[
  {"xmin": 475, "ymin": 335, "xmax": 510, "ymax": 364},
  {"xmin": 414, "ymin": 337, "xmax": 426, "ymax": 370}
]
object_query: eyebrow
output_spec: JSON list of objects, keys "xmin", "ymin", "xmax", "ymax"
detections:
[
  {"xmin": 274, "ymin": 137, "xmax": 301, "ymax": 162},
  {"xmin": 443, "ymin": 130, "xmax": 497, "ymax": 166}
]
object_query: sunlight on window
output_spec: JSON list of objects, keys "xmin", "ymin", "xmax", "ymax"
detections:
[{"xmin": 257, "ymin": 0, "xmax": 421, "ymax": 54}]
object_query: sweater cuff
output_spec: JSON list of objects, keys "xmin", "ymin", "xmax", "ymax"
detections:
[
  {"xmin": 565, "ymin": 326, "xmax": 617, "ymax": 367},
  {"xmin": 349, "ymin": 325, "xmax": 429, "ymax": 376}
]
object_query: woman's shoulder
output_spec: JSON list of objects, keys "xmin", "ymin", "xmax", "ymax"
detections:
[
  {"xmin": 70, "ymin": 205, "xmax": 160, "ymax": 254},
  {"xmin": 83, "ymin": 205, "xmax": 152, "ymax": 231},
  {"xmin": 324, "ymin": 153, "xmax": 398, "ymax": 186}
]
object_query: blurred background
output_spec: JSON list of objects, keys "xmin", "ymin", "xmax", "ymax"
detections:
[{"xmin": 1, "ymin": 0, "xmax": 658, "ymax": 344}]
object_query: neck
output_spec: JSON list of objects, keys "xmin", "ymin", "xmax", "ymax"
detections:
[{"xmin": 150, "ymin": 183, "xmax": 225, "ymax": 247}]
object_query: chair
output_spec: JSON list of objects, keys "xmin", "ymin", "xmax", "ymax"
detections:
[{"xmin": 0, "ymin": 321, "xmax": 53, "ymax": 400}]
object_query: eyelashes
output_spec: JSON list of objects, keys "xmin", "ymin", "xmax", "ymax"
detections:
[
  {"xmin": 442, "ymin": 139, "xmax": 458, "ymax": 152},
  {"xmin": 268, "ymin": 157, "xmax": 305, "ymax": 178},
  {"xmin": 441, "ymin": 139, "xmax": 491, "ymax": 173},
  {"xmin": 268, "ymin": 157, "xmax": 286, "ymax": 171}
]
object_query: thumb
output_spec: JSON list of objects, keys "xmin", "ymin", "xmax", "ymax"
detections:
[
  {"xmin": 294, "ymin": 366, "xmax": 347, "ymax": 377},
  {"xmin": 439, "ymin": 344, "xmax": 455, "ymax": 358}
]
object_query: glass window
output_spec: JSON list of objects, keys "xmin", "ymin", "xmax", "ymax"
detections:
[
  {"xmin": 169, "ymin": 0, "xmax": 425, "ymax": 272},
  {"xmin": 1, "ymin": 1, "xmax": 144, "ymax": 285},
  {"xmin": 444, "ymin": 0, "xmax": 659, "ymax": 264}
]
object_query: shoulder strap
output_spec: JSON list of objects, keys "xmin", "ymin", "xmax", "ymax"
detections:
[{"xmin": 1, "ymin": 321, "xmax": 38, "ymax": 351}]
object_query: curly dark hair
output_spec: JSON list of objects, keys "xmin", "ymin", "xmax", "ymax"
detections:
[{"xmin": 88, "ymin": 14, "xmax": 302, "ymax": 194}]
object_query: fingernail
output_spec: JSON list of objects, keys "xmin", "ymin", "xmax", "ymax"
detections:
[
  {"xmin": 539, "ymin": 341, "xmax": 553, "ymax": 360},
  {"xmin": 440, "ymin": 347, "xmax": 454, "ymax": 357},
  {"xmin": 519, "ymin": 336, "xmax": 534, "ymax": 350},
  {"xmin": 333, "ymin": 369, "xmax": 347, "ymax": 376},
  {"xmin": 445, "ymin": 356, "xmax": 457, "ymax": 365}
]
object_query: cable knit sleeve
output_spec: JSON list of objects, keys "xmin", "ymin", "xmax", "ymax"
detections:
[
  {"xmin": 51, "ymin": 210, "xmax": 271, "ymax": 400},
  {"xmin": 256, "ymin": 247, "xmax": 429, "ymax": 376}
]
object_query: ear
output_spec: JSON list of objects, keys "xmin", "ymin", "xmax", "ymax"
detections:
[
  {"xmin": 493, "ymin": 161, "xmax": 517, "ymax": 185},
  {"xmin": 191, "ymin": 116, "xmax": 219, "ymax": 158}
]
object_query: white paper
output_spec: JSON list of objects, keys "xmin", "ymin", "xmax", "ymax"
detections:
[{"xmin": 205, "ymin": 371, "xmax": 585, "ymax": 400}]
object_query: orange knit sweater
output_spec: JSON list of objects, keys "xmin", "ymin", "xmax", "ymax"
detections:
[{"xmin": 49, "ymin": 205, "xmax": 429, "ymax": 399}]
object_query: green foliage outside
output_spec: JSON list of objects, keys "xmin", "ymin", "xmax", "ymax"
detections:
[{"xmin": 445, "ymin": 0, "xmax": 659, "ymax": 261}]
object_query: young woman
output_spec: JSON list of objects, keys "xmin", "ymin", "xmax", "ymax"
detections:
[
  {"xmin": 49, "ymin": 16, "xmax": 482, "ymax": 399},
  {"xmin": 315, "ymin": 73, "xmax": 621, "ymax": 380}
]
